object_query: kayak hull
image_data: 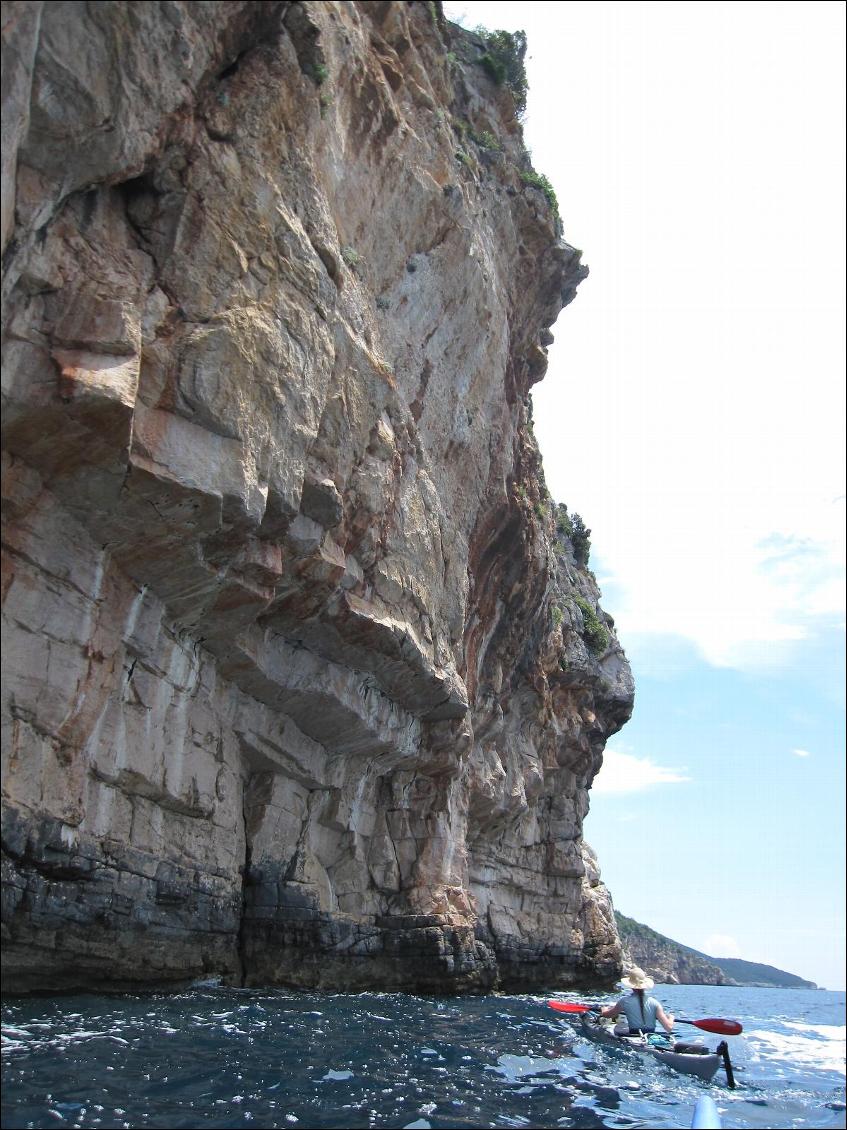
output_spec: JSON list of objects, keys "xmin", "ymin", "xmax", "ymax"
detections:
[
  {"xmin": 579, "ymin": 1016, "xmax": 722, "ymax": 1083},
  {"xmin": 691, "ymin": 1095, "xmax": 722, "ymax": 1128}
]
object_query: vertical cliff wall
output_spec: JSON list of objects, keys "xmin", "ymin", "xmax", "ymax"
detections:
[{"xmin": 1, "ymin": 0, "xmax": 633, "ymax": 993}]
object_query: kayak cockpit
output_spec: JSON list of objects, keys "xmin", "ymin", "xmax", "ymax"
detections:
[{"xmin": 578, "ymin": 1015, "xmax": 723, "ymax": 1083}]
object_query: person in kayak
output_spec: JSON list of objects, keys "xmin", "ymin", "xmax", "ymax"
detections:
[{"xmin": 598, "ymin": 968, "xmax": 675, "ymax": 1037}]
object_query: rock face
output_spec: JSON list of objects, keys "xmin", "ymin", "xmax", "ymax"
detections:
[{"xmin": 1, "ymin": 1, "xmax": 633, "ymax": 994}]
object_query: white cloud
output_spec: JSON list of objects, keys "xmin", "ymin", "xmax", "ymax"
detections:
[
  {"xmin": 592, "ymin": 746, "xmax": 690, "ymax": 795},
  {"xmin": 792, "ymin": 748, "xmax": 812, "ymax": 758},
  {"xmin": 702, "ymin": 934, "xmax": 742, "ymax": 959},
  {"xmin": 535, "ymin": 428, "xmax": 845, "ymax": 671},
  {"xmin": 588, "ymin": 490, "xmax": 846, "ymax": 671}
]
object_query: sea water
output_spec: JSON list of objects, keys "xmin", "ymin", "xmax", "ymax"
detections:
[{"xmin": 2, "ymin": 984, "xmax": 844, "ymax": 1129}]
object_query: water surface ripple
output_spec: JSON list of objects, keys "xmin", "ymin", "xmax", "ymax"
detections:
[{"xmin": 2, "ymin": 985, "xmax": 844, "ymax": 1128}]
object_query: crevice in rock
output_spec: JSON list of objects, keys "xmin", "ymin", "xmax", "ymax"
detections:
[
  {"xmin": 114, "ymin": 171, "xmax": 185, "ymax": 298},
  {"xmin": 309, "ymin": 237, "xmax": 342, "ymax": 287},
  {"xmin": 0, "ymin": 837, "xmax": 96, "ymax": 884},
  {"xmin": 217, "ymin": 55, "xmax": 245, "ymax": 82},
  {"xmin": 236, "ymin": 781, "xmax": 254, "ymax": 988},
  {"xmin": 1, "ymin": 236, "xmax": 20, "ymax": 274},
  {"xmin": 282, "ymin": 2, "xmax": 326, "ymax": 83}
]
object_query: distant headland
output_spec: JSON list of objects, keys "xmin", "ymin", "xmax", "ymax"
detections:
[{"xmin": 616, "ymin": 912, "xmax": 817, "ymax": 988}]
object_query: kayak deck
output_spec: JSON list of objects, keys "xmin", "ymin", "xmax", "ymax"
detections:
[
  {"xmin": 578, "ymin": 1016, "xmax": 722, "ymax": 1082},
  {"xmin": 691, "ymin": 1094, "xmax": 723, "ymax": 1128}
]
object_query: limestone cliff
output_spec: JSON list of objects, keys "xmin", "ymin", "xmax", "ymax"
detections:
[{"xmin": 1, "ymin": 0, "xmax": 633, "ymax": 994}]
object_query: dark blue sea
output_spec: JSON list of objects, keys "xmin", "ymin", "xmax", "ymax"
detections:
[{"xmin": 2, "ymin": 984, "xmax": 844, "ymax": 1129}]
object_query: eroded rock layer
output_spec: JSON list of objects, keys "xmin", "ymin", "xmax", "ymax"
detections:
[{"xmin": 1, "ymin": 0, "xmax": 633, "ymax": 993}]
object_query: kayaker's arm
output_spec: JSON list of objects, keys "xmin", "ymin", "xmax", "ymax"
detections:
[
  {"xmin": 656, "ymin": 1004, "xmax": 675, "ymax": 1034},
  {"xmin": 599, "ymin": 1002, "xmax": 622, "ymax": 1019}
]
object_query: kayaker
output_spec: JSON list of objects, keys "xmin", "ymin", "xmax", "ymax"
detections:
[{"xmin": 599, "ymin": 967, "xmax": 675, "ymax": 1037}]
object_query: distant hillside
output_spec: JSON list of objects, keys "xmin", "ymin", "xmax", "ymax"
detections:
[
  {"xmin": 706, "ymin": 956, "xmax": 817, "ymax": 989},
  {"xmin": 615, "ymin": 913, "xmax": 816, "ymax": 988},
  {"xmin": 615, "ymin": 912, "xmax": 731, "ymax": 985}
]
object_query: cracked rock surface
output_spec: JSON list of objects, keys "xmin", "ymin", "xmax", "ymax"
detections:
[{"xmin": 1, "ymin": 0, "xmax": 633, "ymax": 993}]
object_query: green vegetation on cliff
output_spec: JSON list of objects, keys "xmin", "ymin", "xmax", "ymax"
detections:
[
  {"xmin": 573, "ymin": 596, "xmax": 609, "ymax": 656},
  {"xmin": 475, "ymin": 28, "xmax": 529, "ymax": 114}
]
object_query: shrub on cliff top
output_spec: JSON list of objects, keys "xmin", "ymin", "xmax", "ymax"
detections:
[
  {"xmin": 554, "ymin": 503, "xmax": 591, "ymax": 566},
  {"xmin": 570, "ymin": 512, "xmax": 591, "ymax": 566},
  {"xmin": 555, "ymin": 503, "xmax": 573, "ymax": 540},
  {"xmin": 573, "ymin": 595, "xmax": 609, "ymax": 656},
  {"xmin": 475, "ymin": 28, "xmax": 528, "ymax": 115},
  {"xmin": 520, "ymin": 170, "xmax": 559, "ymax": 221}
]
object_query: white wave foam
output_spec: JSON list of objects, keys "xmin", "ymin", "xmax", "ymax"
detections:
[
  {"xmin": 1, "ymin": 1037, "xmax": 29, "ymax": 1054},
  {"xmin": 748, "ymin": 1028, "xmax": 846, "ymax": 1075},
  {"xmin": 784, "ymin": 1022, "xmax": 846, "ymax": 1040},
  {"xmin": 488, "ymin": 1053, "xmax": 571, "ymax": 1082}
]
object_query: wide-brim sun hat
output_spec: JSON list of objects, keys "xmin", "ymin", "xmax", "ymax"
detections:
[{"xmin": 620, "ymin": 968, "xmax": 654, "ymax": 990}]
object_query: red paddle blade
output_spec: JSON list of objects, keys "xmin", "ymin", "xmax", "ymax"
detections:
[
  {"xmin": 547, "ymin": 1000, "xmax": 593, "ymax": 1014},
  {"xmin": 684, "ymin": 1017, "xmax": 743, "ymax": 1036}
]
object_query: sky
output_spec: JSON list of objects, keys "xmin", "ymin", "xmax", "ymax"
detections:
[{"xmin": 444, "ymin": 1, "xmax": 846, "ymax": 990}]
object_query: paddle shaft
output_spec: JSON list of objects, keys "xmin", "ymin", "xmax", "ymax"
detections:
[
  {"xmin": 547, "ymin": 1000, "xmax": 742, "ymax": 1036},
  {"xmin": 716, "ymin": 1040, "xmax": 737, "ymax": 1089}
]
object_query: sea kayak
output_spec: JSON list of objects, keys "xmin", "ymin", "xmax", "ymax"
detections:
[{"xmin": 578, "ymin": 1015, "xmax": 725, "ymax": 1083}]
